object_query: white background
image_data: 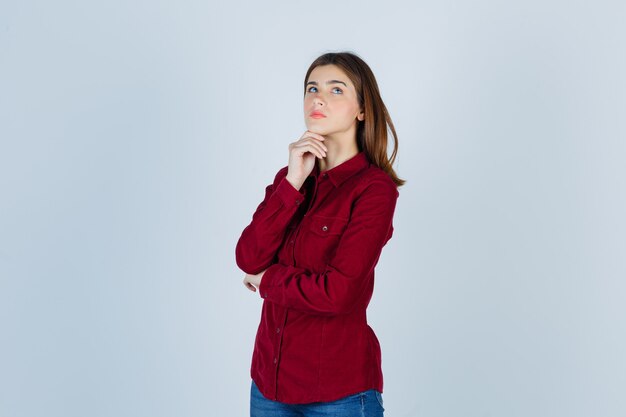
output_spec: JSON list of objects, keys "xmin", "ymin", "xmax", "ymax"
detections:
[{"xmin": 1, "ymin": 1, "xmax": 625, "ymax": 416}]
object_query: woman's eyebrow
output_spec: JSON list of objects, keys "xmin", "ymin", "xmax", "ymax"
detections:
[{"xmin": 306, "ymin": 80, "xmax": 348, "ymax": 87}]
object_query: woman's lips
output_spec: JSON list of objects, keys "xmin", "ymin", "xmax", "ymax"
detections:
[{"xmin": 310, "ymin": 112, "xmax": 326, "ymax": 119}]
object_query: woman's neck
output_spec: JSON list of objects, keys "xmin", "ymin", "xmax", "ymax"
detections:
[{"xmin": 317, "ymin": 137, "xmax": 359, "ymax": 172}]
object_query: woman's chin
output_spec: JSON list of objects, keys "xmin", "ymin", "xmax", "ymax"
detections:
[{"xmin": 305, "ymin": 125, "xmax": 328, "ymax": 135}]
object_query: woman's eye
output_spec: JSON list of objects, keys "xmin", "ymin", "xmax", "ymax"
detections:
[
  {"xmin": 307, "ymin": 86, "xmax": 318, "ymax": 93},
  {"xmin": 332, "ymin": 87, "xmax": 343, "ymax": 94}
]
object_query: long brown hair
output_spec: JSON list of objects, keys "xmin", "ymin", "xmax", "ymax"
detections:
[{"xmin": 304, "ymin": 51, "xmax": 405, "ymax": 187}]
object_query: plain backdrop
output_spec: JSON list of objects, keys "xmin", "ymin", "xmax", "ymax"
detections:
[{"xmin": 1, "ymin": 1, "xmax": 625, "ymax": 416}]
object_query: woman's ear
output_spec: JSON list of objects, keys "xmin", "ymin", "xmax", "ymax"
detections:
[{"xmin": 357, "ymin": 111, "xmax": 365, "ymax": 121}]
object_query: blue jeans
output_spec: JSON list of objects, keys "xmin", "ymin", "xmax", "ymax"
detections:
[{"xmin": 250, "ymin": 379, "xmax": 385, "ymax": 417}]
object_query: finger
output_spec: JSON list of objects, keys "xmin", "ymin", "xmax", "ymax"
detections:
[
  {"xmin": 298, "ymin": 134, "xmax": 328, "ymax": 152},
  {"xmin": 243, "ymin": 276, "xmax": 253, "ymax": 288},
  {"xmin": 295, "ymin": 140, "xmax": 328, "ymax": 156},
  {"xmin": 304, "ymin": 138, "xmax": 328, "ymax": 153},
  {"xmin": 293, "ymin": 144, "xmax": 325, "ymax": 159},
  {"xmin": 303, "ymin": 131, "xmax": 326, "ymax": 142},
  {"xmin": 289, "ymin": 139, "xmax": 326, "ymax": 155},
  {"xmin": 297, "ymin": 134, "xmax": 328, "ymax": 151},
  {"xmin": 295, "ymin": 142, "xmax": 326, "ymax": 156},
  {"xmin": 292, "ymin": 141, "xmax": 324, "ymax": 157}
]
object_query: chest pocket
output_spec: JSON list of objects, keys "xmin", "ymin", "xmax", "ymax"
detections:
[
  {"xmin": 309, "ymin": 215, "xmax": 349, "ymax": 236},
  {"xmin": 298, "ymin": 215, "xmax": 349, "ymax": 269}
]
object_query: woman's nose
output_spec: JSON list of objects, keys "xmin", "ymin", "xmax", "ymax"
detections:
[{"xmin": 313, "ymin": 94, "xmax": 325, "ymax": 106}]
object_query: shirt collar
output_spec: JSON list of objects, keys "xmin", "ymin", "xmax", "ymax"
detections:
[{"xmin": 309, "ymin": 151, "xmax": 370, "ymax": 188}]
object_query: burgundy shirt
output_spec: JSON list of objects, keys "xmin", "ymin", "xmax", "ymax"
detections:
[{"xmin": 235, "ymin": 151, "xmax": 399, "ymax": 404}]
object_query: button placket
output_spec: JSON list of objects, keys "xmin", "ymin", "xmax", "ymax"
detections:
[{"xmin": 272, "ymin": 310, "xmax": 289, "ymax": 398}]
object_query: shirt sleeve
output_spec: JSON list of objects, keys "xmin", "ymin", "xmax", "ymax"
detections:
[
  {"xmin": 235, "ymin": 167, "xmax": 306, "ymax": 274},
  {"xmin": 258, "ymin": 176, "xmax": 399, "ymax": 316}
]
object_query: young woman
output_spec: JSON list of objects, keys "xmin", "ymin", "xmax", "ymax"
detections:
[{"xmin": 236, "ymin": 51, "xmax": 404, "ymax": 417}]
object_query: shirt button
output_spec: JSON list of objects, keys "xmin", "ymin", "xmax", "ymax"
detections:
[
  {"xmin": 321, "ymin": 225, "xmax": 328, "ymax": 232},
  {"xmin": 274, "ymin": 357, "xmax": 278, "ymax": 364},
  {"xmin": 276, "ymin": 327, "xmax": 280, "ymax": 333},
  {"xmin": 289, "ymin": 240, "xmax": 294, "ymax": 244},
  {"xmin": 295, "ymin": 199, "xmax": 301, "ymax": 205}
]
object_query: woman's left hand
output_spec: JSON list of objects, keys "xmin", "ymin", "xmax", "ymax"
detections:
[{"xmin": 243, "ymin": 269, "xmax": 267, "ymax": 292}]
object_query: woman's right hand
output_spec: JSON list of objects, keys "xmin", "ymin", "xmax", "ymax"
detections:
[{"xmin": 285, "ymin": 131, "xmax": 327, "ymax": 190}]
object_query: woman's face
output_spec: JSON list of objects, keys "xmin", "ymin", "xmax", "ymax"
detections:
[{"xmin": 304, "ymin": 64, "xmax": 364, "ymax": 138}]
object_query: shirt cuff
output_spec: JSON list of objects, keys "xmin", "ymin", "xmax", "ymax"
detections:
[
  {"xmin": 274, "ymin": 177, "xmax": 305, "ymax": 208},
  {"xmin": 258, "ymin": 264, "xmax": 282, "ymax": 301}
]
